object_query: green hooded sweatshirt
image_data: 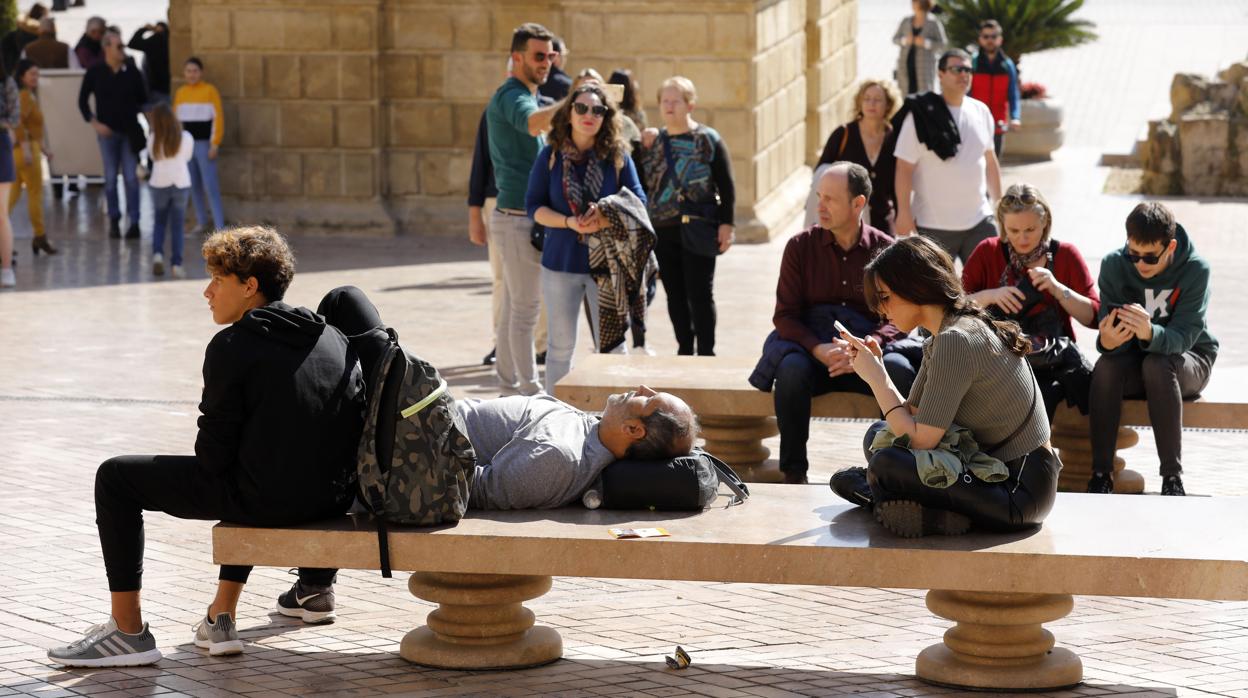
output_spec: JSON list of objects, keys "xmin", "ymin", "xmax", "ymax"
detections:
[{"xmin": 1096, "ymin": 224, "xmax": 1218, "ymax": 359}]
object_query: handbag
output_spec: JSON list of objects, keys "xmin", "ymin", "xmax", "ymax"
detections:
[
  {"xmin": 660, "ymin": 132, "xmax": 721, "ymax": 258},
  {"xmin": 594, "ymin": 448, "xmax": 749, "ymax": 511}
]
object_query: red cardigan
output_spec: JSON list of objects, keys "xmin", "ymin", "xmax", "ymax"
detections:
[{"xmin": 962, "ymin": 237, "xmax": 1100, "ymax": 339}]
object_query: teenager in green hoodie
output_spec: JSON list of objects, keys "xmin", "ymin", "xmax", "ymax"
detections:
[{"xmin": 1088, "ymin": 202, "xmax": 1218, "ymax": 496}]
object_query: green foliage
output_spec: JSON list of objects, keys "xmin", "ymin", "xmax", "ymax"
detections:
[
  {"xmin": 941, "ymin": 0, "xmax": 1098, "ymax": 65},
  {"xmin": 0, "ymin": 0, "xmax": 16, "ymax": 43}
]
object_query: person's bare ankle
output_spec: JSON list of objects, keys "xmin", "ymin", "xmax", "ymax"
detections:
[
  {"xmin": 113, "ymin": 616, "xmax": 144, "ymax": 634},
  {"xmin": 205, "ymin": 604, "xmax": 233, "ymax": 623}
]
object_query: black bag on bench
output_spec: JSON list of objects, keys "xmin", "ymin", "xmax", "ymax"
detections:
[{"xmin": 593, "ymin": 449, "xmax": 749, "ymax": 511}]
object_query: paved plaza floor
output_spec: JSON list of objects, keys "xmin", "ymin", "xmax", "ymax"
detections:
[{"xmin": 3, "ymin": 1, "xmax": 1248, "ymax": 696}]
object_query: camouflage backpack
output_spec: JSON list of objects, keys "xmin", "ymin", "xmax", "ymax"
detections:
[{"xmin": 356, "ymin": 328, "xmax": 477, "ymax": 577}]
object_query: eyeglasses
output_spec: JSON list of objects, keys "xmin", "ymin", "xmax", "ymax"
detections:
[
  {"xmin": 572, "ymin": 102, "xmax": 609, "ymax": 118},
  {"xmin": 944, "ymin": 66, "xmax": 974, "ymax": 75},
  {"xmin": 1124, "ymin": 246, "xmax": 1165, "ymax": 265},
  {"xmin": 980, "ymin": 33, "xmax": 1000, "ymax": 40}
]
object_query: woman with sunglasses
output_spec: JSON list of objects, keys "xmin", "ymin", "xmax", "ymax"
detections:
[
  {"xmin": 526, "ymin": 84, "xmax": 645, "ymax": 394},
  {"xmin": 892, "ymin": 0, "xmax": 947, "ymax": 95},
  {"xmin": 962, "ymin": 183, "xmax": 1099, "ymax": 420},
  {"xmin": 829, "ymin": 236, "xmax": 1059, "ymax": 537}
]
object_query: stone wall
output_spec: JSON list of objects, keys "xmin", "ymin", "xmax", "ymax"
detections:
[
  {"xmin": 1141, "ymin": 59, "xmax": 1248, "ymax": 197},
  {"xmin": 168, "ymin": 0, "xmax": 858, "ymax": 239}
]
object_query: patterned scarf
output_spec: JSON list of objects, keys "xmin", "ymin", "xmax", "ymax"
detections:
[
  {"xmin": 558, "ymin": 140, "xmax": 605, "ymax": 217},
  {"xmin": 588, "ymin": 189, "xmax": 656, "ymax": 353},
  {"xmin": 999, "ymin": 238, "xmax": 1052, "ymax": 287}
]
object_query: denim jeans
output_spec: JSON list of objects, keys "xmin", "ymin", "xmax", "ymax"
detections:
[
  {"xmin": 97, "ymin": 133, "xmax": 139, "ymax": 224},
  {"xmin": 189, "ymin": 139, "xmax": 225, "ymax": 230},
  {"xmin": 151, "ymin": 186, "xmax": 190, "ymax": 266},
  {"xmin": 541, "ymin": 267, "xmax": 601, "ymax": 395},
  {"xmin": 492, "ymin": 209, "xmax": 543, "ymax": 396}
]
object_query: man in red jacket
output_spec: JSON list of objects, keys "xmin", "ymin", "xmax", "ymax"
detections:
[{"xmin": 970, "ymin": 20, "xmax": 1021, "ymax": 157}]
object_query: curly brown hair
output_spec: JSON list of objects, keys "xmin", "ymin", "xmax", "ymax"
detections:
[
  {"xmin": 546, "ymin": 85, "xmax": 628, "ymax": 168},
  {"xmin": 201, "ymin": 226, "xmax": 296, "ymax": 301}
]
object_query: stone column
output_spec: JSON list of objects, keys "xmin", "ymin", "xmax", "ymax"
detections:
[{"xmin": 805, "ymin": 0, "xmax": 857, "ymax": 165}]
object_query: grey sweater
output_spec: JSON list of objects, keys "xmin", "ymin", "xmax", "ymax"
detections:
[
  {"xmin": 893, "ymin": 15, "xmax": 948, "ymax": 95},
  {"xmin": 457, "ymin": 395, "xmax": 615, "ymax": 510},
  {"xmin": 907, "ymin": 314, "xmax": 1049, "ymax": 462}
]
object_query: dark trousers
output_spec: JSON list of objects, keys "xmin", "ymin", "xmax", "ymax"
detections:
[
  {"xmin": 1089, "ymin": 349, "xmax": 1213, "ymax": 477},
  {"xmin": 654, "ymin": 224, "xmax": 717, "ymax": 355},
  {"xmin": 95, "ymin": 455, "xmax": 337, "ymax": 592},
  {"xmin": 775, "ymin": 351, "xmax": 919, "ymax": 475},
  {"xmin": 863, "ymin": 421, "xmax": 1060, "ymax": 531},
  {"xmin": 993, "ymin": 132, "xmax": 1004, "ymax": 157}
]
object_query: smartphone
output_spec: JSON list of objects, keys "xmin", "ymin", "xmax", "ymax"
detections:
[{"xmin": 833, "ymin": 320, "xmax": 851, "ymax": 338}]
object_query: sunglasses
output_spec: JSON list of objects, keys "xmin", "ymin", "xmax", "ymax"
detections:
[
  {"xmin": 530, "ymin": 52, "xmax": 556, "ymax": 63},
  {"xmin": 572, "ymin": 102, "xmax": 609, "ymax": 118},
  {"xmin": 944, "ymin": 66, "xmax": 974, "ymax": 75},
  {"xmin": 1124, "ymin": 246, "xmax": 1165, "ymax": 265}
]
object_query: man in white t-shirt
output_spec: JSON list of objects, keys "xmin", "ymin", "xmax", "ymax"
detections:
[{"xmin": 894, "ymin": 48, "xmax": 1003, "ymax": 263}]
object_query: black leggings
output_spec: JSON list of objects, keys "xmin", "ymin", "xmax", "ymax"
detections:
[
  {"xmin": 96, "ymin": 286, "xmax": 385, "ymax": 592},
  {"xmin": 862, "ymin": 421, "xmax": 1060, "ymax": 532},
  {"xmin": 654, "ymin": 223, "xmax": 717, "ymax": 355}
]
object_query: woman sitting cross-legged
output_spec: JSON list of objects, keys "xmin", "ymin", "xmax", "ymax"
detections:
[
  {"xmin": 829, "ymin": 236, "xmax": 1060, "ymax": 537},
  {"xmin": 48, "ymin": 227, "xmax": 367, "ymax": 667}
]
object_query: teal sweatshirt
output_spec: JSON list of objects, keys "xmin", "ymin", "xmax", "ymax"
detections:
[{"xmin": 1096, "ymin": 224, "xmax": 1218, "ymax": 359}]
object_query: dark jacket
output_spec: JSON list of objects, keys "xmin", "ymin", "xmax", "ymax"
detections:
[
  {"xmin": 127, "ymin": 27, "xmax": 170, "ymax": 96},
  {"xmin": 749, "ymin": 305, "xmax": 880, "ymax": 392},
  {"xmin": 467, "ymin": 109, "xmax": 498, "ymax": 206},
  {"xmin": 23, "ymin": 35, "xmax": 70, "ymax": 69},
  {"xmin": 74, "ymin": 34, "xmax": 102, "ymax": 70},
  {"xmin": 891, "ymin": 92, "xmax": 959, "ymax": 160},
  {"xmin": 196, "ymin": 302, "xmax": 366, "ymax": 521},
  {"xmin": 539, "ymin": 65, "xmax": 571, "ymax": 102},
  {"xmin": 78, "ymin": 59, "xmax": 147, "ymax": 132},
  {"xmin": 0, "ymin": 26, "xmax": 37, "ymax": 76}
]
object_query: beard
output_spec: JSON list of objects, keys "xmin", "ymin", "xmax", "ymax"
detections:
[{"xmin": 523, "ymin": 62, "xmax": 549, "ymax": 86}]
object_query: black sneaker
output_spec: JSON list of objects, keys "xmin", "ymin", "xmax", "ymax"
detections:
[
  {"xmin": 874, "ymin": 500, "xmax": 970, "ymax": 538},
  {"xmin": 1086, "ymin": 472, "xmax": 1114, "ymax": 494},
  {"xmin": 109, "ymin": 219, "xmax": 121, "ymax": 238},
  {"xmin": 781, "ymin": 471, "xmax": 808, "ymax": 485},
  {"xmin": 276, "ymin": 581, "xmax": 336, "ymax": 624},
  {"xmin": 125, "ymin": 223, "xmax": 140, "ymax": 239},
  {"xmin": 536, "ymin": 351, "xmax": 547, "ymax": 366},
  {"xmin": 482, "ymin": 348, "xmax": 496, "ymax": 366},
  {"xmin": 830, "ymin": 467, "xmax": 873, "ymax": 508},
  {"xmin": 1161, "ymin": 474, "xmax": 1186, "ymax": 496}
]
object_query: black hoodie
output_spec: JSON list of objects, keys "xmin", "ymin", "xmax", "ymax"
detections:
[{"xmin": 195, "ymin": 302, "xmax": 365, "ymax": 522}]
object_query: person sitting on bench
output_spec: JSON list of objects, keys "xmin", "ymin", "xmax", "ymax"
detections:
[
  {"xmin": 49, "ymin": 227, "xmax": 367, "ymax": 667},
  {"xmin": 829, "ymin": 236, "xmax": 1059, "ymax": 537}
]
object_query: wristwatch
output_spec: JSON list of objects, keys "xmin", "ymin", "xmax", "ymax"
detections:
[{"xmin": 1061, "ymin": 287, "xmax": 1072, "ymax": 300}]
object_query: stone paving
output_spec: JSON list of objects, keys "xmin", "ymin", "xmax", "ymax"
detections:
[{"xmin": 4, "ymin": 2, "xmax": 1248, "ymax": 697}]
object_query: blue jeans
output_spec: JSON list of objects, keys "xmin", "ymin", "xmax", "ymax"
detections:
[
  {"xmin": 151, "ymin": 186, "xmax": 190, "ymax": 266},
  {"xmin": 540, "ymin": 267, "xmax": 601, "ymax": 395},
  {"xmin": 189, "ymin": 140, "xmax": 225, "ymax": 230},
  {"xmin": 97, "ymin": 133, "xmax": 139, "ymax": 224}
]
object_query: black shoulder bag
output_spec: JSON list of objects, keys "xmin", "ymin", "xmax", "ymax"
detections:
[{"xmin": 660, "ymin": 131, "xmax": 722, "ymax": 258}]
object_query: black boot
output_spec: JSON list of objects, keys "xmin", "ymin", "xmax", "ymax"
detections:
[{"xmin": 830, "ymin": 467, "xmax": 873, "ymax": 508}]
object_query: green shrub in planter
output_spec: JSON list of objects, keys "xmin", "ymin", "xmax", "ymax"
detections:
[{"xmin": 941, "ymin": 0, "xmax": 1097, "ymax": 65}]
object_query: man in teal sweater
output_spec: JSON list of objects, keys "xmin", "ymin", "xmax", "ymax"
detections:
[{"xmin": 1088, "ymin": 202, "xmax": 1218, "ymax": 495}]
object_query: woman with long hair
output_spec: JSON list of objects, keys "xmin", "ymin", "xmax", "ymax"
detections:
[
  {"xmin": 963, "ymin": 183, "xmax": 1099, "ymax": 420},
  {"xmin": 147, "ymin": 103, "xmax": 194, "ymax": 277},
  {"xmin": 525, "ymin": 84, "xmax": 646, "ymax": 393},
  {"xmin": 829, "ymin": 236, "xmax": 1059, "ymax": 537},
  {"xmin": 173, "ymin": 56, "xmax": 225, "ymax": 232},
  {"xmin": 893, "ymin": 0, "xmax": 947, "ymax": 95},
  {"xmin": 0, "ymin": 67, "xmax": 19, "ymax": 288},
  {"xmin": 816, "ymin": 78, "xmax": 903, "ymax": 234},
  {"xmin": 11, "ymin": 59, "xmax": 55, "ymax": 256},
  {"xmin": 607, "ymin": 69, "xmax": 645, "ymax": 143}
]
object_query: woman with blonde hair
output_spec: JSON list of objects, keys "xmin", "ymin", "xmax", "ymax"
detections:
[
  {"xmin": 146, "ymin": 102, "xmax": 194, "ymax": 277},
  {"xmin": 962, "ymin": 183, "xmax": 1099, "ymax": 420},
  {"xmin": 816, "ymin": 78, "xmax": 903, "ymax": 234}
]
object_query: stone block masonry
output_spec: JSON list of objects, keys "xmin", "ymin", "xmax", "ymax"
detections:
[{"xmin": 170, "ymin": 0, "xmax": 858, "ymax": 238}]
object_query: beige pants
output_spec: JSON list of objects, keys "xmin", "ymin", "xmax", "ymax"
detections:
[{"xmin": 485, "ymin": 197, "xmax": 546, "ymax": 352}]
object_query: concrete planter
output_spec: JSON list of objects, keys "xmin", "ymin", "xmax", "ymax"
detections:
[{"xmin": 1006, "ymin": 98, "xmax": 1065, "ymax": 161}]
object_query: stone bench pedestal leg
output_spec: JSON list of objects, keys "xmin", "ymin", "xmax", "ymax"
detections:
[
  {"xmin": 917, "ymin": 590, "xmax": 1082, "ymax": 691},
  {"xmin": 401, "ymin": 572, "xmax": 562, "ymax": 670},
  {"xmin": 700, "ymin": 415, "xmax": 781, "ymax": 482},
  {"xmin": 1052, "ymin": 407, "xmax": 1144, "ymax": 494}
]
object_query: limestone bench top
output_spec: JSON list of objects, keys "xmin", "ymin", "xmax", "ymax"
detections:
[
  {"xmin": 215, "ymin": 486, "xmax": 1248, "ymax": 601},
  {"xmin": 554, "ymin": 355, "xmax": 1248, "ymax": 428}
]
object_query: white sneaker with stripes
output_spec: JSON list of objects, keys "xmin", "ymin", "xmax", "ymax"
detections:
[{"xmin": 47, "ymin": 617, "xmax": 162, "ymax": 667}]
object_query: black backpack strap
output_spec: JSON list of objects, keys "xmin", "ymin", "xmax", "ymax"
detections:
[
  {"xmin": 704, "ymin": 452, "xmax": 749, "ymax": 505},
  {"xmin": 376, "ymin": 517, "xmax": 393, "ymax": 579}
]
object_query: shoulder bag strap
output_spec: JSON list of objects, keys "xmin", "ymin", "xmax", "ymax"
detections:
[
  {"xmin": 704, "ymin": 452, "xmax": 750, "ymax": 504},
  {"xmin": 838, "ymin": 125, "xmax": 850, "ymax": 159}
]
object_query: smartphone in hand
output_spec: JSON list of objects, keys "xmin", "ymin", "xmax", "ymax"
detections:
[{"xmin": 833, "ymin": 320, "xmax": 854, "ymax": 341}]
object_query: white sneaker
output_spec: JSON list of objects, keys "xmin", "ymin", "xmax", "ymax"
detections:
[
  {"xmin": 152, "ymin": 253, "xmax": 164, "ymax": 276},
  {"xmin": 170, "ymin": 264, "xmax": 185, "ymax": 279},
  {"xmin": 0, "ymin": 268, "xmax": 13, "ymax": 288}
]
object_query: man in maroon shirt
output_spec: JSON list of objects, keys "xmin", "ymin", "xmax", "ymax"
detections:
[{"xmin": 765, "ymin": 163, "xmax": 919, "ymax": 483}]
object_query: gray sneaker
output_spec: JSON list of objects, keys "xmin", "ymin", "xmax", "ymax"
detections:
[
  {"xmin": 193, "ymin": 612, "xmax": 243, "ymax": 656},
  {"xmin": 276, "ymin": 581, "xmax": 336, "ymax": 624},
  {"xmin": 47, "ymin": 617, "xmax": 162, "ymax": 667}
]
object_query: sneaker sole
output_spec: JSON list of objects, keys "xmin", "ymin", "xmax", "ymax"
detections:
[
  {"xmin": 277, "ymin": 605, "xmax": 336, "ymax": 625},
  {"xmin": 194, "ymin": 637, "xmax": 244, "ymax": 656},
  {"xmin": 48, "ymin": 648, "xmax": 163, "ymax": 668},
  {"xmin": 875, "ymin": 500, "xmax": 971, "ymax": 538}
]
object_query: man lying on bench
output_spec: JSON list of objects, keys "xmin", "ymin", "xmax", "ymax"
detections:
[{"xmin": 48, "ymin": 227, "xmax": 697, "ymax": 668}]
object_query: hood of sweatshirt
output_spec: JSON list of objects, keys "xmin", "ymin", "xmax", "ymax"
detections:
[{"xmin": 236, "ymin": 302, "xmax": 325, "ymax": 348}]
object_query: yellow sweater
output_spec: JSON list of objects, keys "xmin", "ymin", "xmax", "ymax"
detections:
[
  {"xmin": 13, "ymin": 89, "xmax": 41, "ymax": 145},
  {"xmin": 173, "ymin": 81, "xmax": 224, "ymax": 147}
]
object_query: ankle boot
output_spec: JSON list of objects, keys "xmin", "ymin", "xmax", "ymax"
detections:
[{"xmin": 32, "ymin": 235, "xmax": 58, "ymax": 256}]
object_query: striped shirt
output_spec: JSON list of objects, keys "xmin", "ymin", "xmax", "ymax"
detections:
[{"xmin": 907, "ymin": 314, "xmax": 1049, "ymax": 462}]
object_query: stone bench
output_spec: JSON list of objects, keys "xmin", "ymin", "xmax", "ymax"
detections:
[
  {"xmin": 556, "ymin": 355, "xmax": 1248, "ymax": 492},
  {"xmin": 214, "ymin": 488, "xmax": 1248, "ymax": 691}
]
